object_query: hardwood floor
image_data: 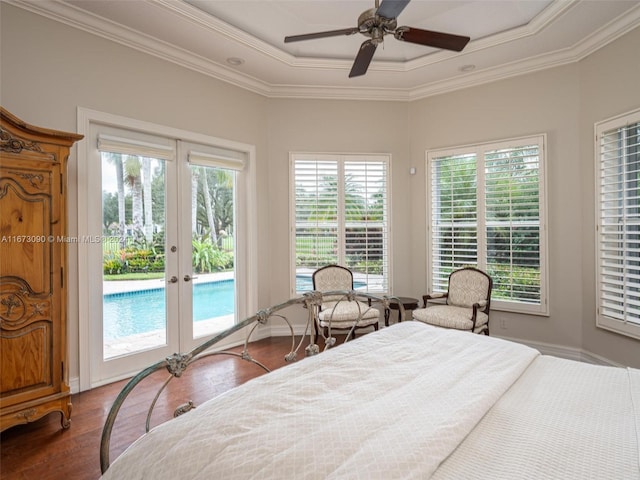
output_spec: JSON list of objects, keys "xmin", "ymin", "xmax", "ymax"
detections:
[{"xmin": 0, "ymin": 336, "xmax": 311, "ymax": 480}]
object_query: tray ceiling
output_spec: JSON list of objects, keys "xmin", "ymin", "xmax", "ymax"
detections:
[{"xmin": 8, "ymin": 0, "xmax": 640, "ymax": 100}]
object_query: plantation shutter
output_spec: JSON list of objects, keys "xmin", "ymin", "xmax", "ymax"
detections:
[
  {"xmin": 292, "ymin": 154, "xmax": 391, "ymax": 294},
  {"xmin": 427, "ymin": 134, "xmax": 547, "ymax": 315},
  {"xmin": 344, "ymin": 159, "xmax": 389, "ymax": 292},
  {"xmin": 597, "ymin": 114, "xmax": 640, "ymax": 332},
  {"xmin": 485, "ymin": 141, "xmax": 542, "ymax": 305},
  {"xmin": 294, "ymin": 158, "xmax": 339, "ymax": 276},
  {"xmin": 429, "ymin": 152, "xmax": 478, "ymax": 292}
]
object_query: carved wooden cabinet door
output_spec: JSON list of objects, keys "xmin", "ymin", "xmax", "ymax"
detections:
[{"xmin": 0, "ymin": 108, "xmax": 82, "ymax": 431}]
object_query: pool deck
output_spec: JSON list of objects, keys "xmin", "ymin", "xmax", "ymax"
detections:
[{"xmin": 103, "ymin": 271, "xmax": 234, "ymax": 295}]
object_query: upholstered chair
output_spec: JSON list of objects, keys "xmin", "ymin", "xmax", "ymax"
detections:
[
  {"xmin": 312, "ymin": 265, "xmax": 379, "ymax": 339},
  {"xmin": 413, "ymin": 267, "xmax": 492, "ymax": 335}
]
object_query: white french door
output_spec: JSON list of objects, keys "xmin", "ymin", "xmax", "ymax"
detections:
[{"xmin": 78, "ymin": 110, "xmax": 255, "ymax": 389}]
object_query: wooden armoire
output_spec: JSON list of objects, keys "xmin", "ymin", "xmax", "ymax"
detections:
[{"xmin": 0, "ymin": 108, "xmax": 83, "ymax": 431}]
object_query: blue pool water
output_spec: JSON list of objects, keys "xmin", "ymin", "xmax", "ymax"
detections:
[
  {"xmin": 103, "ymin": 275, "xmax": 365, "ymax": 340},
  {"xmin": 103, "ymin": 280, "xmax": 235, "ymax": 341}
]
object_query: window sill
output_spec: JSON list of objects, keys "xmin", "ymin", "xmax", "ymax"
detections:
[{"xmin": 596, "ymin": 316, "xmax": 640, "ymax": 341}]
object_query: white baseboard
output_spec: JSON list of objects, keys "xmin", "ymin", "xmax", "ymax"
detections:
[{"xmin": 495, "ymin": 334, "xmax": 622, "ymax": 367}]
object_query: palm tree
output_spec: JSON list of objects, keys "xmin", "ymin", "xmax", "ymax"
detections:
[
  {"xmin": 200, "ymin": 167, "xmax": 217, "ymax": 244},
  {"xmin": 196, "ymin": 166, "xmax": 234, "ymax": 245},
  {"xmin": 191, "ymin": 167, "xmax": 199, "ymax": 234},
  {"xmin": 124, "ymin": 156, "xmax": 143, "ymax": 235},
  {"xmin": 142, "ymin": 157, "xmax": 153, "ymax": 243},
  {"xmin": 105, "ymin": 152, "xmax": 126, "ymax": 247}
]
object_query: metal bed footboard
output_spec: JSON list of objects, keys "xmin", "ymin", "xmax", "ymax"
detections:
[{"xmin": 99, "ymin": 291, "xmax": 401, "ymax": 474}]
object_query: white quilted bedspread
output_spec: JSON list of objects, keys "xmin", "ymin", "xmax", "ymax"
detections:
[
  {"xmin": 101, "ymin": 322, "xmax": 539, "ymax": 479},
  {"xmin": 431, "ymin": 355, "xmax": 640, "ymax": 480}
]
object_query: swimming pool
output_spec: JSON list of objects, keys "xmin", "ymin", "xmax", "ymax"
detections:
[
  {"xmin": 103, "ymin": 275, "xmax": 367, "ymax": 340},
  {"xmin": 103, "ymin": 280, "xmax": 235, "ymax": 341}
]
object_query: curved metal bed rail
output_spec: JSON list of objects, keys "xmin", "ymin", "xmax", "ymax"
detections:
[{"xmin": 99, "ymin": 291, "xmax": 401, "ymax": 474}]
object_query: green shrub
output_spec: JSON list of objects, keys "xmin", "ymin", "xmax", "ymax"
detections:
[
  {"xmin": 192, "ymin": 236, "xmax": 234, "ymax": 273},
  {"xmin": 103, "ymin": 256, "xmax": 124, "ymax": 275},
  {"xmin": 103, "ymin": 234, "xmax": 232, "ymax": 276}
]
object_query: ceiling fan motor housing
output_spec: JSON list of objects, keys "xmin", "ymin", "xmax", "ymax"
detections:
[{"xmin": 358, "ymin": 7, "xmax": 398, "ymax": 44}]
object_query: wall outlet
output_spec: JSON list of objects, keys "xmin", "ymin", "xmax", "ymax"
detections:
[{"xmin": 499, "ymin": 319, "xmax": 507, "ymax": 329}]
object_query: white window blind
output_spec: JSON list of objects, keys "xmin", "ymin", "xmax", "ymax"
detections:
[
  {"xmin": 427, "ymin": 135, "xmax": 547, "ymax": 315},
  {"xmin": 485, "ymin": 143, "xmax": 542, "ymax": 305},
  {"xmin": 596, "ymin": 109, "xmax": 640, "ymax": 340},
  {"xmin": 291, "ymin": 154, "xmax": 390, "ymax": 294},
  {"xmin": 294, "ymin": 158, "xmax": 340, "ymax": 271},
  {"xmin": 187, "ymin": 147, "xmax": 246, "ymax": 171},
  {"xmin": 430, "ymin": 152, "xmax": 478, "ymax": 292},
  {"xmin": 97, "ymin": 131, "xmax": 175, "ymax": 160},
  {"xmin": 344, "ymin": 160, "xmax": 389, "ymax": 292}
]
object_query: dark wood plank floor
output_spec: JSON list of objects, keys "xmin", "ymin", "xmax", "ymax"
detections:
[{"xmin": 0, "ymin": 336, "xmax": 311, "ymax": 480}]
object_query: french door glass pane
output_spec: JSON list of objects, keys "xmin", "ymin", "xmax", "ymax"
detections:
[
  {"xmin": 101, "ymin": 153, "xmax": 167, "ymax": 359},
  {"xmin": 190, "ymin": 164, "xmax": 236, "ymax": 338}
]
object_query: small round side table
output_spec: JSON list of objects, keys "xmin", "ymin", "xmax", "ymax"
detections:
[{"xmin": 385, "ymin": 297, "xmax": 419, "ymax": 326}]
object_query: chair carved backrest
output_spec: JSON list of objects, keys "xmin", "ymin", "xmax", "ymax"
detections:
[
  {"xmin": 447, "ymin": 267, "xmax": 492, "ymax": 310},
  {"xmin": 312, "ymin": 265, "xmax": 353, "ymax": 305}
]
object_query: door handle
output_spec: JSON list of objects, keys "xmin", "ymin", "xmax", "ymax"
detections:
[
  {"xmin": 184, "ymin": 275, "xmax": 198, "ymax": 282},
  {"xmin": 168, "ymin": 276, "xmax": 178, "ymax": 283}
]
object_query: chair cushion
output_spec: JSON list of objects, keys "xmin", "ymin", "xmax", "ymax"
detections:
[
  {"xmin": 412, "ymin": 305, "xmax": 488, "ymax": 332},
  {"xmin": 318, "ymin": 301, "xmax": 380, "ymax": 328}
]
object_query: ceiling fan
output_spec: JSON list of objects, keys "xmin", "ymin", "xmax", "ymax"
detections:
[{"xmin": 284, "ymin": 0, "xmax": 471, "ymax": 78}]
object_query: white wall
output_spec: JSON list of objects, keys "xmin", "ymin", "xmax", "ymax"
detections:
[
  {"xmin": 408, "ymin": 64, "xmax": 584, "ymax": 349},
  {"xmin": 1, "ymin": 4, "xmax": 271, "ymax": 384},
  {"xmin": 265, "ymin": 98, "xmax": 410, "ymax": 305},
  {"xmin": 578, "ymin": 26, "xmax": 640, "ymax": 368},
  {"xmin": 2, "ymin": 3, "xmax": 639, "ymax": 372}
]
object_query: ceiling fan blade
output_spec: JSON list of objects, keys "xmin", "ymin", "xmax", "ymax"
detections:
[
  {"xmin": 395, "ymin": 27, "xmax": 470, "ymax": 52},
  {"xmin": 349, "ymin": 40, "xmax": 377, "ymax": 78},
  {"xmin": 376, "ymin": 0, "xmax": 411, "ymax": 19},
  {"xmin": 284, "ymin": 27, "xmax": 359, "ymax": 43}
]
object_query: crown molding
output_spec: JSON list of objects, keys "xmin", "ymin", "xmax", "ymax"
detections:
[
  {"xmin": 5, "ymin": 0, "xmax": 274, "ymax": 96},
  {"xmin": 157, "ymin": 0, "xmax": 577, "ymax": 74},
  {"xmin": 409, "ymin": 2, "xmax": 640, "ymax": 102},
  {"xmin": 6, "ymin": 0, "xmax": 640, "ymax": 102}
]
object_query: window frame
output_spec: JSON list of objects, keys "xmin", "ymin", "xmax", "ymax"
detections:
[
  {"xmin": 426, "ymin": 134, "xmax": 548, "ymax": 316},
  {"xmin": 289, "ymin": 152, "xmax": 392, "ymax": 296},
  {"xmin": 595, "ymin": 108, "xmax": 640, "ymax": 340}
]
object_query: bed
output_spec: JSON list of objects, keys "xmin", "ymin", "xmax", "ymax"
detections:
[{"xmin": 99, "ymin": 292, "xmax": 640, "ymax": 479}]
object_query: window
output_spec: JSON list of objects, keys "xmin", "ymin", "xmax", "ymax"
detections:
[
  {"xmin": 291, "ymin": 153, "xmax": 391, "ymax": 294},
  {"xmin": 596, "ymin": 108, "xmax": 640, "ymax": 340},
  {"xmin": 427, "ymin": 135, "xmax": 547, "ymax": 315}
]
